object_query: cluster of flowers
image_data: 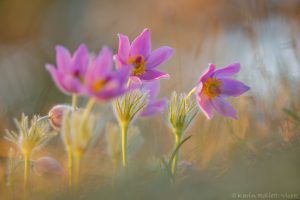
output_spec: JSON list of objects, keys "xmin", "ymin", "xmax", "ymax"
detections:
[{"xmin": 5, "ymin": 28, "xmax": 250, "ymax": 191}]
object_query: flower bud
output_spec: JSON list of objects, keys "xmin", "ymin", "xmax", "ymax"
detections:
[
  {"xmin": 48, "ymin": 105, "xmax": 72, "ymax": 130},
  {"xmin": 33, "ymin": 157, "xmax": 64, "ymax": 178}
]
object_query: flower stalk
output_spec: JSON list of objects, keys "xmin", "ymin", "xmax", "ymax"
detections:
[
  {"xmin": 23, "ymin": 151, "xmax": 31, "ymax": 189},
  {"xmin": 121, "ymin": 122, "xmax": 129, "ymax": 168},
  {"xmin": 72, "ymin": 94, "xmax": 77, "ymax": 112},
  {"xmin": 171, "ymin": 130, "xmax": 182, "ymax": 176},
  {"xmin": 74, "ymin": 150, "xmax": 83, "ymax": 188},
  {"xmin": 114, "ymin": 90, "xmax": 148, "ymax": 168}
]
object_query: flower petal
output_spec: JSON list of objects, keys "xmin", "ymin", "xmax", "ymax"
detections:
[
  {"xmin": 146, "ymin": 46, "xmax": 174, "ymax": 69},
  {"xmin": 197, "ymin": 91, "xmax": 214, "ymax": 119},
  {"xmin": 220, "ymin": 78, "xmax": 250, "ymax": 97},
  {"xmin": 199, "ymin": 63, "xmax": 215, "ymax": 83},
  {"xmin": 214, "ymin": 62, "xmax": 240, "ymax": 78},
  {"xmin": 46, "ymin": 64, "xmax": 72, "ymax": 94},
  {"xmin": 73, "ymin": 44, "xmax": 89, "ymax": 73},
  {"xmin": 138, "ymin": 69, "xmax": 169, "ymax": 81},
  {"xmin": 211, "ymin": 97, "xmax": 238, "ymax": 119},
  {"xmin": 94, "ymin": 47, "xmax": 113, "ymax": 77},
  {"xmin": 142, "ymin": 80, "xmax": 160, "ymax": 101},
  {"xmin": 117, "ymin": 34, "xmax": 130, "ymax": 61},
  {"xmin": 141, "ymin": 99, "xmax": 167, "ymax": 116},
  {"xmin": 130, "ymin": 28, "xmax": 151, "ymax": 57},
  {"xmin": 55, "ymin": 45, "xmax": 71, "ymax": 72}
]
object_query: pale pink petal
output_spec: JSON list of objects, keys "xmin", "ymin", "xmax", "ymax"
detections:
[
  {"xmin": 146, "ymin": 46, "xmax": 174, "ymax": 69},
  {"xmin": 94, "ymin": 47, "xmax": 113, "ymax": 77},
  {"xmin": 46, "ymin": 64, "xmax": 72, "ymax": 94},
  {"xmin": 199, "ymin": 63, "xmax": 215, "ymax": 83},
  {"xmin": 72, "ymin": 44, "xmax": 89, "ymax": 73},
  {"xmin": 138, "ymin": 70, "xmax": 169, "ymax": 81},
  {"xmin": 197, "ymin": 92, "xmax": 214, "ymax": 119},
  {"xmin": 55, "ymin": 45, "xmax": 71, "ymax": 72},
  {"xmin": 130, "ymin": 28, "xmax": 151, "ymax": 57},
  {"xmin": 211, "ymin": 97, "xmax": 238, "ymax": 119},
  {"xmin": 141, "ymin": 99, "xmax": 167, "ymax": 116},
  {"xmin": 214, "ymin": 62, "xmax": 240, "ymax": 78},
  {"xmin": 117, "ymin": 34, "xmax": 130, "ymax": 61},
  {"xmin": 114, "ymin": 55, "xmax": 127, "ymax": 68},
  {"xmin": 143, "ymin": 80, "xmax": 160, "ymax": 101},
  {"xmin": 220, "ymin": 78, "xmax": 250, "ymax": 97}
]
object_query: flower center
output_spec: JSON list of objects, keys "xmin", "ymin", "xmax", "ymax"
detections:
[
  {"xmin": 203, "ymin": 77, "xmax": 223, "ymax": 98},
  {"xmin": 73, "ymin": 70, "xmax": 85, "ymax": 83},
  {"xmin": 128, "ymin": 55, "xmax": 146, "ymax": 76},
  {"xmin": 92, "ymin": 79, "xmax": 107, "ymax": 92}
]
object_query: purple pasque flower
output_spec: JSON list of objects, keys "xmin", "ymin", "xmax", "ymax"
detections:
[
  {"xmin": 197, "ymin": 62, "xmax": 250, "ymax": 120},
  {"xmin": 83, "ymin": 46, "xmax": 131, "ymax": 101},
  {"xmin": 114, "ymin": 28, "xmax": 174, "ymax": 81},
  {"xmin": 46, "ymin": 44, "xmax": 89, "ymax": 94},
  {"xmin": 140, "ymin": 80, "xmax": 167, "ymax": 117}
]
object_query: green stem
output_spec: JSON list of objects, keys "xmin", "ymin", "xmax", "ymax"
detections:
[
  {"xmin": 171, "ymin": 131, "xmax": 182, "ymax": 176},
  {"xmin": 74, "ymin": 151, "xmax": 83, "ymax": 188},
  {"xmin": 72, "ymin": 94, "xmax": 77, "ymax": 112},
  {"xmin": 121, "ymin": 122, "xmax": 129, "ymax": 168},
  {"xmin": 82, "ymin": 98, "xmax": 96, "ymax": 122},
  {"xmin": 23, "ymin": 151, "xmax": 31, "ymax": 190},
  {"xmin": 66, "ymin": 147, "xmax": 73, "ymax": 189}
]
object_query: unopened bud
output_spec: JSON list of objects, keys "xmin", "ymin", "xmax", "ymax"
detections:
[
  {"xmin": 48, "ymin": 105, "xmax": 72, "ymax": 130},
  {"xmin": 33, "ymin": 157, "xmax": 64, "ymax": 178}
]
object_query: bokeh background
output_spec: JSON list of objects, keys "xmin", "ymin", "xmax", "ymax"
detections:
[{"xmin": 0, "ymin": 0, "xmax": 300, "ymax": 199}]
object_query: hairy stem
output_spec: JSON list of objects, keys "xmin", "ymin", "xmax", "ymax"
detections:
[
  {"xmin": 83, "ymin": 98, "xmax": 96, "ymax": 122},
  {"xmin": 66, "ymin": 147, "xmax": 73, "ymax": 189},
  {"xmin": 74, "ymin": 151, "xmax": 83, "ymax": 189},
  {"xmin": 121, "ymin": 122, "xmax": 129, "ymax": 168},
  {"xmin": 72, "ymin": 94, "xmax": 77, "ymax": 112},
  {"xmin": 23, "ymin": 151, "xmax": 31, "ymax": 190},
  {"xmin": 171, "ymin": 131, "xmax": 182, "ymax": 176}
]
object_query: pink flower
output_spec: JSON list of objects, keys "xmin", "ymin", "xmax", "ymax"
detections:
[
  {"xmin": 140, "ymin": 80, "xmax": 167, "ymax": 117},
  {"xmin": 197, "ymin": 62, "xmax": 250, "ymax": 119},
  {"xmin": 46, "ymin": 44, "xmax": 89, "ymax": 94},
  {"xmin": 114, "ymin": 28, "xmax": 174, "ymax": 81},
  {"xmin": 83, "ymin": 47, "xmax": 131, "ymax": 101}
]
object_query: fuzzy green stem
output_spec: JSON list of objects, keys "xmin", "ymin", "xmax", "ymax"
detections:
[
  {"xmin": 82, "ymin": 98, "xmax": 96, "ymax": 122},
  {"xmin": 66, "ymin": 147, "xmax": 73, "ymax": 189},
  {"xmin": 74, "ymin": 151, "xmax": 83, "ymax": 188},
  {"xmin": 23, "ymin": 151, "xmax": 31, "ymax": 190},
  {"xmin": 121, "ymin": 122, "xmax": 129, "ymax": 168},
  {"xmin": 171, "ymin": 131, "xmax": 182, "ymax": 176},
  {"xmin": 72, "ymin": 94, "xmax": 77, "ymax": 112}
]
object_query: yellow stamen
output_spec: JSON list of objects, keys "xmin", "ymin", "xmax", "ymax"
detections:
[
  {"xmin": 92, "ymin": 79, "xmax": 107, "ymax": 92},
  {"xmin": 128, "ymin": 55, "xmax": 146, "ymax": 76},
  {"xmin": 203, "ymin": 77, "xmax": 223, "ymax": 99}
]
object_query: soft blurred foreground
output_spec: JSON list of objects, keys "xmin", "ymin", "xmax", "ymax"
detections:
[{"xmin": 0, "ymin": 0, "xmax": 300, "ymax": 199}]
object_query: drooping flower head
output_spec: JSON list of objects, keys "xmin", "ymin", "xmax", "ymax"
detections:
[
  {"xmin": 140, "ymin": 80, "xmax": 167, "ymax": 117},
  {"xmin": 46, "ymin": 44, "xmax": 89, "ymax": 94},
  {"xmin": 115, "ymin": 28, "xmax": 174, "ymax": 81},
  {"xmin": 197, "ymin": 62, "xmax": 250, "ymax": 120},
  {"xmin": 48, "ymin": 105, "xmax": 73, "ymax": 130},
  {"xmin": 84, "ymin": 47, "xmax": 131, "ymax": 101}
]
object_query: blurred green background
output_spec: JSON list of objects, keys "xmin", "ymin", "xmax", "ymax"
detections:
[{"xmin": 0, "ymin": 0, "xmax": 300, "ymax": 199}]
